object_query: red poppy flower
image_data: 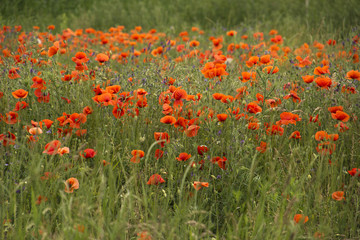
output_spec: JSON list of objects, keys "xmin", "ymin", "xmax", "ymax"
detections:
[
  {"xmin": 289, "ymin": 131, "xmax": 301, "ymax": 139},
  {"xmin": 80, "ymin": 148, "xmax": 97, "ymax": 158},
  {"xmin": 154, "ymin": 132, "xmax": 170, "ymax": 147},
  {"xmin": 347, "ymin": 168, "xmax": 360, "ymax": 177},
  {"xmin": 185, "ymin": 125, "xmax": 200, "ymax": 137},
  {"xmin": 160, "ymin": 116, "xmax": 176, "ymax": 125},
  {"xmin": 176, "ymin": 152, "xmax": 192, "ymax": 161},
  {"xmin": 147, "ymin": 174, "xmax": 165, "ymax": 185},
  {"xmin": 197, "ymin": 145, "xmax": 209, "ymax": 156}
]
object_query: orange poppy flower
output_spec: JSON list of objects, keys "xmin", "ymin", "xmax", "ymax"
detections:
[
  {"xmin": 246, "ymin": 56, "xmax": 259, "ymax": 68},
  {"xmin": 29, "ymin": 127, "xmax": 43, "ymax": 135},
  {"xmin": 294, "ymin": 214, "xmax": 309, "ymax": 224},
  {"xmin": 260, "ymin": 55, "xmax": 271, "ymax": 64},
  {"xmin": 57, "ymin": 147, "xmax": 70, "ymax": 156},
  {"xmin": 314, "ymin": 65, "xmax": 330, "ymax": 75},
  {"xmin": 248, "ymin": 122, "xmax": 259, "ymax": 130},
  {"xmin": 331, "ymin": 191, "xmax": 345, "ymax": 201},
  {"xmin": 302, "ymin": 75, "xmax": 314, "ymax": 83},
  {"xmin": 328, "ymin": 106, "xmax": 343, "ymax": 113},
  {"xmin": 160, "ymin": 116, "xmax": 176, "ymax": 125},
  {"xmin": 95, "ymin": 53, "xmax": 109, "ymax": 64},
  {"xmin": 83, "ymin": 106, "xmax": 93, "ymax": 115},
  {"xmin": 41, "ymin": 119, "xmax": 54, "ymax": 129},
  {"xmin": 193, "ymin": 181, "xmax": 209, "ymax": 190},
  {"xmin": 43, "ymin": 140, "xmax": 61, "ymax": 155},
  {"xmin": 331, "ymin": 111, "xmax": 350, "ymax": 122},
  {"xmin": 147, "ymin": 174, "xmax": 165, "ymax": 185},
  {"xmin": 315, "ymin": 131, "xmax": 328, "ymax": 141},
  {"xmin": 316, "ymin": 142, "xmax": 335, "ymax": 155},
  {"xmin": 72, "ymin": 52, "xmax": 89, "ymax": 63},
  {"xmin": 217, "ymin": 114, "xmax": 228, "ymax": 122},
  {"xmin": 283, "ymin": 90, "xmax": 301, "ymax": 103},
  {"xmin": 246, "ymin": 102, "xmax": 262, "ymax": 114},
  {"xmin": 277, "ymin": 112, "xmax": 301, "ymax": 125},
  {"xmin": 266, "ymin": 125, "xmax": 284, "ymax": 136},
  {"xmin": 64, "ymin": 178, "xmax": 79, "ymax": 193},
  {"xmin": 262, "ymin": 66, "xmax": 279, "ymax": 74},
  {"xmin": 130, "ymin": 150, "xmax": 145, "ymax": 163},
  {"xmin": 176, "ymin": 152, "xmax": 192, "ymax": 161},
  {"xmin": 12, "ymin": 89, "xmax": 28, "ymax": 99},
  {"xmin": 346, "ymin": 70, "xmax": 360, "ymax": 81},
  {"xmin": 315, "ymin": 77, "xmax": 332, "ymax": 89},
  {"xmin": 226, "ymin": 30, "xmax": 237, "ymax": 36}
]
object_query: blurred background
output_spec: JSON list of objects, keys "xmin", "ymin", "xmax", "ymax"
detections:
[{"xmin": 1, "ymin": 0, "xmax": 359, "ymax": 35}]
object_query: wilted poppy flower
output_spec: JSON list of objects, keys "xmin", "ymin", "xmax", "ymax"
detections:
[
  {"xmin": 331, "ymin": 191, "xmax": 345, "ymax": 201},
  {"xmin": 193, "ymin": 181, "xmax": 209, "ymax": 190},
  {"xmin": 3, "ymin": 111, "xmax": 19, "ymax": 124},
  {"xmin": 64, "ymin": 178, "xmax": 79, "ymax": 193},
  {"xmin": 80, "ymin": 148, "xmax": 97, "ymax": 158},
  {"xmin": 316, "ymin": 142, "xmax": 335, "ymax": 155},
  {"xmin": 0, "ymin": 132, "xmax": 16, "ymax": 146},
  {"xmin": 130, "ymin": 150, "xmax": 145, "ymax": 163},
  {"xmin": 43, "ymin": 140, "xmax": 61, "ymax": 155},
  {"xmin": 294, "ymin": 214, "xmax": 309, "ymax": 224},
  {"xmin": 176, "ymin": 152, "xmax": 192, "ymax": 161},
  {"xmin": 147, "ymin": 174, "xmax": 165, "ymax": 185},
  {"xmin": 12, "ymin": 89, "xmax": 28, "ymax": 99}
]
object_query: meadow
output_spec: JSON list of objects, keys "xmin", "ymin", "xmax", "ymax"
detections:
[{"xmin": 1, "ymin": 1, "xmax": 360, "ymax": 239}]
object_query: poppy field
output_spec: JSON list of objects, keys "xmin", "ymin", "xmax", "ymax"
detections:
[{"xmin": 0, "ymin": 23, "xmax": 360, "ymax": 239}]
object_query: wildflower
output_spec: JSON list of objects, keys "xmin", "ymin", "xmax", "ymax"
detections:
[
  {"xmin": 217, "ymin": 114, "xmax": 228, "ymax": 122},
  {"xmin": 176, "ymin": 152, "xmax": 191, "ymax": 162},
  {"xmin": 197, "ymin": 145, "xmax": 208, "ymax": 156},
  {"xmin": 130, "ymin": 150, "xmax": 145, "ymax": 163},
  {"xmin": 147, "ymin": 174, "xmax": 165, "ymax": 185},
  {"xmin": 95, "ymin": 53, "xmax": 109, "ymax": 64},
  {"xmin": 154, "ymin": 149, "xmax": 164, "ymax": 160},
  {"xmin": 193, "ymin": 181, "xmax": 209, "ymax": 190},
  {"xmin": 43, "ymin": 140, "xmax": 61, "ymax": 155},
  {"xmin": 160, "ymin": 116, "xmax": 176, "ymax": 125},
  {"xmin": 64, "ymin": 178, "xmax": 80, "ymax": 193},
  {"xmin": 331, "ymin": 191, "xmax": 345, "ymax": 201},
  {"xmin": 256, "ymin": 141, "xmax": 267, "ymax": 153},
  {"xmin": 347, "ymin": 168, "xmax": 360, "ymax": 177},
  {"xmin": 185, "ymin": 125, "xmax": 200, "ymax": 137},
  {"xmin": 80, "ymin": 149, "xmax": 97, "ymax": 158},
  {"xmin": 331, "ymin": 111, "xmax": 350, "ymax": 122},
  {"xmin": 294, "ymin": 214, "xmax": 309, "ymax": 224},
  {"xmin": 346, "ymin": 70, "xmax": 360, "ymax": 81},
  {"xmin": 289, "ymin": 131, "xmax": 301, "ymax": 139},
  {"xmin": 315, "ymin": 77, "xmax": 332, "ymax": 89},
  {"xmin": 12, "ymin": 89, "xmax": 28, "ymax": 99}
]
